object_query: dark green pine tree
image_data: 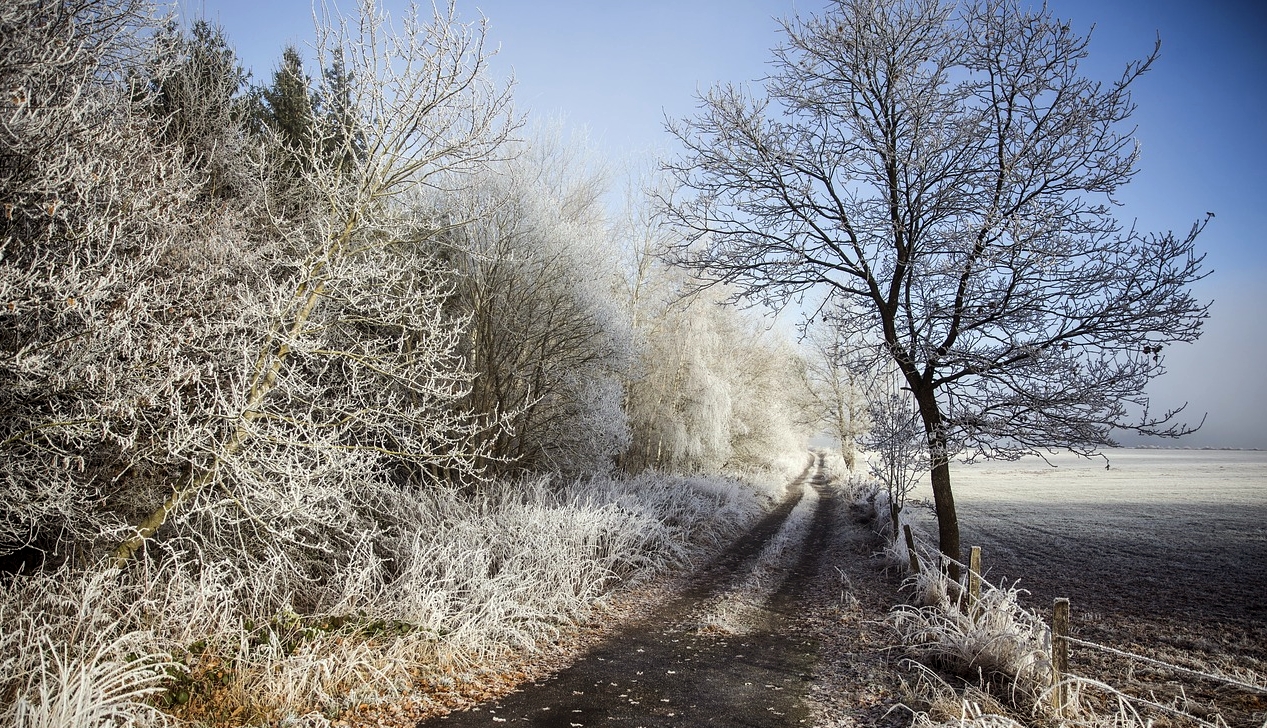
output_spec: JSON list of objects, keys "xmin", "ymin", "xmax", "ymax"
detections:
[
  {"xmin": 255, "ymin": 46, "xmax": 316, "ymax": 170},
  {"xmin": 147, "ymin": 20, "xmax": 252, "ymax": 201},
  {"xmin": 317, "ymin": 53, "xmax": 362, "ymax": 173}
]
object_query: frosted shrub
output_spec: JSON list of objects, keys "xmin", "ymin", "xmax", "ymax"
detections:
[
  {"xmin": 107, "ymin": 0, "xmax": 521, "ymax": 567},
  {"xmin": 891, "ymin": 570, "xmax": 1049, "ymax": 685},
  {"xmin": 0, "ymin": 0, "xmax": 229, "ymax": 556},
  {"xmin": 0, "ymin": 469, "xmax": 775, "ymax": 723}
]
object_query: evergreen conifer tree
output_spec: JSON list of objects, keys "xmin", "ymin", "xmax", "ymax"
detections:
[
  {"xmin": 318, "ymin": 53, "xmax": 361, "ymax": 172},
  {"xmin": 256, "ymin": 46, "xmax": 315, "ymax": 166}
]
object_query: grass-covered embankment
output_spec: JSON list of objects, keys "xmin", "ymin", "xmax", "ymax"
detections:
[{"xmin": 2, "ymin": 465, "xmax": 797, "ymax": 727}]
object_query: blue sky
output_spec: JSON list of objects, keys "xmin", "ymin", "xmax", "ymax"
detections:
[{"xmin": 184, "ymin": 0, "xmax": 1267, "ymax": 449}]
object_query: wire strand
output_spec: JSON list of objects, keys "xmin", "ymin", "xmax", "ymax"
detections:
[{"xmin": 1064, "ymin": 635, "xmax": 1267, "ymax": 696}]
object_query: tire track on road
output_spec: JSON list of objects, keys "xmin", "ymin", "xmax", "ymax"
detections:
[{"xmin": 417, "ymin": 455, "xmax": 833, "ymax": 727}]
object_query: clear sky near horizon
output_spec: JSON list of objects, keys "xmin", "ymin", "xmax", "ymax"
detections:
[{"xmin": 180, "ymin": 0, "xmax": 1267, "ymax": 449}]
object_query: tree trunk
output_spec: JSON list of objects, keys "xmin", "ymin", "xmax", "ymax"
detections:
[
  {"xmin": 928, "ymin": 452, "xmax": 960, "ymax": 581},
  {"xmin": 913, "ymin": 386, "xmax": 961, "ymax": 581}
]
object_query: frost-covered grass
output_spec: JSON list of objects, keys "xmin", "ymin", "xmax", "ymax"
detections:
[
  {"xmin": 0, "ymin": 470, "xmax": 780, "ymax": 727},
  {"xmin": 889, "ymin": 568, "xmax": 1050, "ymax": 697},
  {"xmin": 875, "ymin": 494, "xmax": 1061, "ymax": 725},
  {"xmin": 887, "ymin": 559, "xmax": 1142, "ymax": 728},
  {"xmin": 838, "ymin": 472, "xmax": 1047, "ymax": 722},
  {"xmin": 899, "ymin": 658, "xmax": 1231, "ymax": 728},
  {"xmin": 898, "ymin": 661, "xmax": 1028, "ymax": 728}
]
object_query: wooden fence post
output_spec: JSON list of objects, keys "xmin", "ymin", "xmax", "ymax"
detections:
[
  {"xmin": 968, "ymin": 546, "xmax": 982, "ymax": 613},
  {"xmin": 902, "ymin": 524, "xmax": 920, "ymax": 574},
  {"xmin": 1052, "ymin": 598, "xmax": 1070, "ymax": 715}
]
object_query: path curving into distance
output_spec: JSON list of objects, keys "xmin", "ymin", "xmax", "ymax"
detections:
[{"xmin": 417, "ymin": 454, "xmax": 838, "ymax": 727}]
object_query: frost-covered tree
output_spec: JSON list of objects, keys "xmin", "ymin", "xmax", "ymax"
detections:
[
  {"xmin": 663, "ymin": 0, "xmax": 1209, "ymax": 575},
  {"xmin": 439, "ymin": 127, "xmax": 632, "ymax": 477},
  {"xmin": 110, "ymin": 0, "xmax": 516, "ymax": 565},
  {"xmin": 147, "ymin": 19, "xmax": 255, "ymax": 202},
  {"xmin": 254, "ymin": 46, "xmax": 315, "ymax": 158},
  {"xmin": 622, "ymin": 286, "xmax": 806, "ymax": 475},
  {"xmin": 0, "ymin": 0, "xmax": 228, "ymax": 558},
  {"xmin": 799, "ymin": 319, "xmax": 871, "ymax": 471},
  {"xmin": 614, "ymin": 187, "xmax": 808, "ymax": 474},
  {"xmin": 719, "ymin": 316, "xmax": 810, "ymax": 472}
]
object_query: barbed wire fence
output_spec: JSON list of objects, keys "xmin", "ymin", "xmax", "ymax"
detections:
[
  {"xmin": 895, "ymin": 519, "xmax": 1267, "ymax": 727},
  {"xmin": 1049, "ymin": 597, "xmax": 1267, "ymax": 727}
]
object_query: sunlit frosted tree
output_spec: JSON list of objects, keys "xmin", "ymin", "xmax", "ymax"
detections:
[
  {"xmin": 615, "ymin": 182, "xmax": 809, "ymax": 474},
  {"xmin": 439, "ymin": 126, "xmax": 633, "ymax": 477},
  {"xmin": 664, "ymin": 0, "xmax": 1209, "ymax": 575},
  {"xmin": 799, "ymin": 319, "xmax": 871, "ymax": 470}
]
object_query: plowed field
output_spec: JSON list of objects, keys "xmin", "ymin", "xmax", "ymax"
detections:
[{"xmin": 907, "ymin": 449, "xmax": 1267, "ymax": 726}]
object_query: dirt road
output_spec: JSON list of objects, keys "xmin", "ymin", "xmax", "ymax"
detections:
[{"xmin": 415, "ymin": 456, "xmax": 901, "ymax": 727}]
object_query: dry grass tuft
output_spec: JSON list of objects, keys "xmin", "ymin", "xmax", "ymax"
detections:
[
  {"xmin": 889, "ymin": 568, "xmax": 1050, "ymax": 695},
  {"xmin": 1, "ymin": 470, "xmax": 781, "ymax": 726}
]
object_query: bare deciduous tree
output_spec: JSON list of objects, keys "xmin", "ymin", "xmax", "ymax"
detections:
[
  {"xmin": 612, "ymin": 186, "xmax": 809, "ymax": 475},
  {"xmin": 663, "ymin": 0, "xmax": 1209, "ymax": 575},
  {"xmin": 798, "ymin": 319, "xmax": 871, "ymax": 471},
  {"xmin": 861, "ymin": 364, "xmax": 930, "ymax": 540},
  {"xmin": 441, "ymin": 126, "xmax": 633, "ymax": 477}
]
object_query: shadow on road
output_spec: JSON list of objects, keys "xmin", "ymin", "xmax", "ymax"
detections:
[{"xmin": 418, "ymin": 455, "xmax": 838, "ymax": 727}]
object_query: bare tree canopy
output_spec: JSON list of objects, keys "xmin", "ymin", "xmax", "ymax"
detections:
[
  {"xmin": 663, "ymin": 0, "xmax": 1210, "ymax": 574},
  {"xmin": 797, "ymin": 320, "xmax": 872, "ymax": 471}
]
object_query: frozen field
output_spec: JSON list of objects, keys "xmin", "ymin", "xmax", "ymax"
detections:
[
  {"xmin": 908, "ymin": 449, "xmax": 1267, "ymax": 639},
  {"xmin": 904, "ymin": 449, "xmax": 1267, "ymax": 719}
]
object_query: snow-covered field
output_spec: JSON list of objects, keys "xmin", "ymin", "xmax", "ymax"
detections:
[
  {"xmin": 903, "ymin": 449, "xmax": 1267, "ymax": 722},
  {"xmin": 908, "ymin": 448, "xmax": 1267, "ymax": 624}
]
